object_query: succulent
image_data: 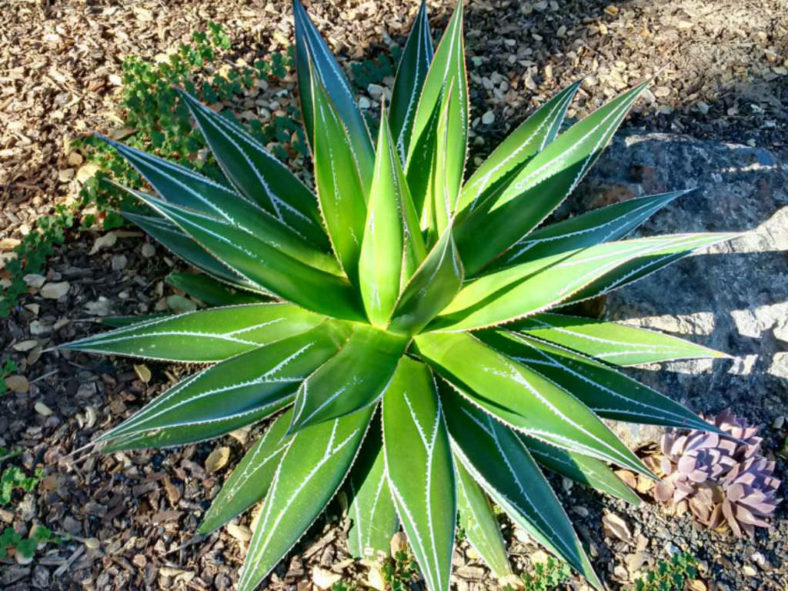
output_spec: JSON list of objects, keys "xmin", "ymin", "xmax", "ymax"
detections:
[
  {"xmin": 63, "ymin": 1, "xmax": 739, "ymax": 589},
  {"xmin": 654, "ymin": 410, "xmax": 781, "ymax": 537}
]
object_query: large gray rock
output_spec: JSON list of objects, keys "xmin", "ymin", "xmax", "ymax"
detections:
[{"xmin": 570, "ymin": 132, "xmax": 787, "ymax": 447}]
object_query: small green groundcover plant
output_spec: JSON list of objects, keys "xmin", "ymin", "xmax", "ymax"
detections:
[
  {"xmin": 63, "ymin": 1, "xmax": 738, "ymax": 589},
  {"xmin": 632, "ymin": 552, "xmax": 698, "ymax": 591}
]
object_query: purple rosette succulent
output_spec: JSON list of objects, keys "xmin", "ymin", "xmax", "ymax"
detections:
[{"xmin": 654, "ymin": 410, "xmax": 781, "ymax": 537}]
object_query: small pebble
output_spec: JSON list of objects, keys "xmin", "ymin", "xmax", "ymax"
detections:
[{"xmin": 141, "ymin": 242, "xmax": 156, "ymax": 258}]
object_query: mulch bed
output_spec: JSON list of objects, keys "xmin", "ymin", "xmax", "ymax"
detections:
[{"xmin": 1, "ymin": 0, "xmax": 786, "ymax": 590}]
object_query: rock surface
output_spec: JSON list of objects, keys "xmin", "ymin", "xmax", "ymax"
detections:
[{"xmin": 573, "ymin": 131, "xmax": 787, "ymax": 448}]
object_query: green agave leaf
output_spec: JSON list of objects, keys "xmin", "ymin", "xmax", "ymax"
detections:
[
  {"xmin": 100, "ymin": 137, "xmax": 338, "ymax": 275},
  {"xmin": 121, "ymin": 210, "xmax": 262, "ymax": 293},
  {"xmin": 293, "ymin": 0, "xmax": 374, "ymax": 189},
  {"xmin": 383, "ymin": 357, "xmax": 455, "ymax": 591},
  {"xmin": 416, "ymin": 332, "xmax": 650, "ymax": 476},
  {"xmin": 138, "ymin": 193, "xmax": 365, "ymax": 321},
  {"xmin": 510, "ymin": 312, "xmax": 728, "ymax": 366},
  {"xmin": 562, "ymin": 231, "xmax": 742, "ymax": 304},
  {"xmin": 237, "ymin": 406, "xmax": 374, "ymax": 591},
  {"xmin": 455, "ymin": 459, "xmax": 512, "ymax": 579},
  {"xmin": 389, "ymin": 227, "xmax": 464, "ymax": 334},
  {"xmin": 166, "ymin": 272, "xmax": 266, "ymax": 306},
  {"xmin": 434, "ymin": 233, "xmax": 737, "ymax": 331},
  {"xmin": 178, "ymin": 91, "xmax": 329, "ymax": 249},
  {"xmin": 359, "ymin": 107, "xmax": 426, "ymax": 327},
  {"xmin": 520, "ymin": 433, "xmax": 640, "ymax": 505},
  {"xmin": 427, "ymin": 84, "xmax": 459, "ymax": 240},
  {"xmin": 289, "ymin": 324, "xmax": 408, "ymax": 432},
  {"xmin": 406, "ymin": 2, "xmax": 467, "ymax": 223},
  {"xmin": 108, "ymin": 178, "xmax": 339, "ymax": 282},
  {"xmin": 200, "ymin": 409, "xmax": 293, "ymax": 534},
  {"xmin": 347, "ymin": 420, "xmax": 399, "ymax": 560},
  {"xmin": 97, "ymin": 323, "xmax": 350, "ymax": 451},
  {"xmin": 311, "ymin": 70, "xmax": 368, "ymax": 283},
  {"xmin": 484, "ymin": 331, "xmax": 720, "ymax": 431},
  {"xmin": 456, "ymin": 82, "xmax": 649, "ymax": 275},
  {"xmin": 496, "ymin": 190, "xmax": 688, "ymax": 268},
  {"xmin": 457, "ymin": 81, "xmax": 580, "ymax": 214},
  {"xmin": 99, "ymin": 315, "xmax": 167, "ymax": 328},
  {"xmin": 390, "ymin": 0, "xmax": 433, "ymax": 162},
  {"xmin": 61, "ymin": 303, "xmax": 324, "ymax": 362},
  {"xmin": 441, "ymin": 386, "xmax": 602, "ymax": 589},
  {"xmin": 405, "ymin": 83, "xmax": 445, "ymax": 222}
]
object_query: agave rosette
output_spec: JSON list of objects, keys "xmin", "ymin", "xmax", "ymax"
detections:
[{"xmin": 64, "ymin": 1, "xmax": 739, "ymax": 589}]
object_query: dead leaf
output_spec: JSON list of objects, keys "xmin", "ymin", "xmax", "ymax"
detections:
[
  {"xmin": 5, "ymin": 375, "xmax": 29, "ymax": 394},
  {"xmin": 13, "ymin": 340, "xmax": 39, "ymax": 352},
  {"xmin": 89, "ymin": 232, "xmax": 118, "ymax": 254},
  {"xmin": 0, "ymin": 238, "xmax": 21, "ymax": 251},
  {"xmin": 167, "ymin": 295, "xmax": 197, "ymax": 313},
  {"xmin": 227, "ymin": 523, "xmax": 252, "ymax": 543},
  {"xmin": 205, "ymin": 446, "xmax": 230, "ymax": 473},
  {"xmin": 366, "ymin": 562, "xmax": 386, "ymax": 590},
  {"xmin": 34, "ymin": 402, "xmax": 54, "ymax": 416},
  {"xmin": 602, "ymin": 511, "xmax": 633, "ymax": 542},
  {"xmin": 312, "ymin": 567, "xmax": 342, "ymax": 589},
  {"xmin": 134, "ymin": 364, "xmax": 151, "ymax": 384},
  {"xmin": 390, "ymin": 531, "xmax": 408, "ymax": 557}
]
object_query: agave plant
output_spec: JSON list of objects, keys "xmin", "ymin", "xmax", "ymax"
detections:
[
  {"xmin": 63, "ymin": 1, "xmax": 740, "ymax": 589},
  {"xmin": 653, "ymin": 410, "xmax": 781, "ymax": 537}
]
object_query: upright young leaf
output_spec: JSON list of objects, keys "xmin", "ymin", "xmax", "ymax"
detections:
[
  {"xmin": 237, "ymin": 407, "xmax": 373, "ymax": 591},
  {"xmin": 434, "ymin": 233, "xmax": 738, "ymax": 331},
  {"xmin": 200, "ymin": 409, "xmax": 293, "ymax": 534},
  {"xmin": 441, "ymin": 387, "xmax": 602, "ymax": 589},
  {"xmin": 347, "ymin": 422, "xmax": 399, "ymax": 560},
  {"xmin": 389, "ymin": 228, "xmax": 464, "ymax": 334},
  {"xmin": 138, "ymin": 194, "xmax": 365, "ymax": 321},
  {"xmin": 390, "ymin": 0, "xmax": 433, "ymax": 161},
  {"xmin": 405, "ymin": 87, "xmax": 445, "ymax": 220},
  {"xmin": 510, "ymin": 312, "xmax": 728, "ymax": 366},
  {"xmin": 289, "ymin": 325, "xmax": 408, "ymax": 432},
  {"xmin": 457, "ymin": 81, "xmax": 581, "ymax": 214},
  {"xmin": 428, "ymin": 86, "xmax": 459, "ymax": 240},
  {"xmin": 97, "ymin": 324, "xmax": 350, "ymax": 451},
  {"xmin": 496, "ymin": 190, "xmax": 688, "ymax": 268},
  {"xmin": 455, "ymin": 460, "xmax": 512, "ymax": 579},
  {"xmin": 483, "ymin": 331, "xmax": 718, "ymax": 432},
  {"xmin": 455, "ymin": 82, "xmax": 650, "ymax": 275},
  {"xmin": 359, "ymin": 108, "xmax": 426, "ymax": 327},
  {"xmin": 416, "ymin": 332, "xmax": 651, "ymax": 476},
  {"xmin": 293, "ymin": 0, "xmax": 374, "ymax": 189},
  {"xmin": 178, "ymin": 91, "xmax": 329, "ymax": 248},
  {"xmin": 383, "ymin": 358, "xmax": 455, "ymax": 591},
  {"xmin": 312, "ymin": 72, "xmax": 368, "ymax": 283},
  {"xmin": 406, "ymin": 3, "xmax": 467, "ymax": 219},
  {"xmin": 61, "ymin": 303, "xmax": 325, "ymax": 362},
  {"xmin": 165, "ymin": 272, "xmax": 265, "ymax": 306},
  {"xmin": 520, "ymin": 434, "xmax": 641, "ymax": 505}
]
